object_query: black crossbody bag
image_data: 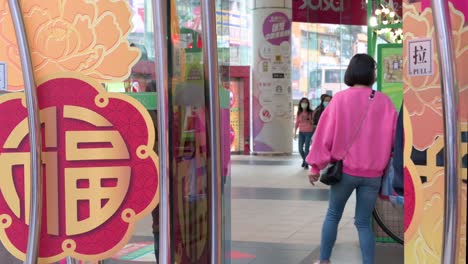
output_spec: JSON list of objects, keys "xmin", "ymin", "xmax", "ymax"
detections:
[{"xmin": 320, "ymin": 90, "xmax": 375, "ymax": 185}]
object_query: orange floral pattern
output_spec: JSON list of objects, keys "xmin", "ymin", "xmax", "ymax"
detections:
[
  {"xmin": 404, "ymin": 2, "xmax": 467, "ymax": 263},
  {"xmin": 403, "ymin": 2, "xmax": 468, "ymax": 150},
  {"xmin": 0, "ymin": 0, "xmax": 140, "ymax": 90}
]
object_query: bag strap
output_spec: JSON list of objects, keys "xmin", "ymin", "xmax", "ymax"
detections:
[{"xmin": 341, "ymin": 90, "xmax": 376, "ymax": 159}]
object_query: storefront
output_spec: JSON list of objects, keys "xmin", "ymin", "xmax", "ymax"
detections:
[
  {"xmin": 0, "ymin": 0, "xmax": 466, "ymax": 263},
  {"xmin": 0, "ymin": 0, "xmax": 232, "ymax": 263}
]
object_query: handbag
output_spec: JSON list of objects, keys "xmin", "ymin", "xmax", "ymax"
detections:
[
  {"xmin": 319, "ymin": 160, "xmax": 343, "ymax": 185},
  {"xmin": 320, "ymin": 90, "xmax": 375, "ymax": 185}
]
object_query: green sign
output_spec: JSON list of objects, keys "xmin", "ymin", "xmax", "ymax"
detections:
[
  {"xmin": 377, "ymin": 44, "xmax": 403, "ymax": 109},
  {"xmin": 125, "ymin": 92, "xmax": 158, "ymax": 110},
  {"xmin": 220, "ymin": 86, "xmax": 230, "ymax": 109}
]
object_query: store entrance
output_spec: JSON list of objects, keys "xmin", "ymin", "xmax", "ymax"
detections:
[{"xmin": 0, "ymin": 0, "xmax": 231, "ymax": 263}]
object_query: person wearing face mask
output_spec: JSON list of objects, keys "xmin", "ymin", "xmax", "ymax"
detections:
[
  {"xmin": 312, "ymin": 94, "xmax": 332, "ymax": 128},
  {"xmin": 294, "ymin": 97, "xmax": 314, "ymax": 169}
]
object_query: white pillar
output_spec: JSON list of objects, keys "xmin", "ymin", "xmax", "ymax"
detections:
[{"xmin": 251, "ymin": 0, "xmax": 293, "ymax": 153}]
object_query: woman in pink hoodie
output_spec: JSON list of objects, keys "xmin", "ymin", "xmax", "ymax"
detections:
[
  {"xmin": 294, "ymin": 97, "xmax": 314, "ymax": 169},
  {"xmin": 307, "ymin": 54, "xmax": 397, "ymax": 264}
]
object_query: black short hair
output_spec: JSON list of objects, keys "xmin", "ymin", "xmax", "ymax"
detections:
[
  {"xmin": 320, "ymin": 94, "xmax": 331, "ymax": 102},
  {"xmin": 344, "ymin": 54, "xmax": 376, "ymax": 87}
]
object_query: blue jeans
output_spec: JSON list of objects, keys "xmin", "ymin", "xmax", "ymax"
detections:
[
  {"xmin": 298, "ymin": 131, "xmax": 313, "ymax": 163},
  {"xmin": 320, "ymin": 173, "xmax": 381, "ymax": 264}
]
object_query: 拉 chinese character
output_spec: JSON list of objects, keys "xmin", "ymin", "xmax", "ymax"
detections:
[{"xmin": 413, "ymin": 45, "xmax": 427, "ymax": 65}]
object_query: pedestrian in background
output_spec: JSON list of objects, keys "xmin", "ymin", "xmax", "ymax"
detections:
[
  {"xmin": 312, "ymin": 94, "xmax": 332, "ymax": 129},
  {"xmin": 294, "ymin": 97, "xmax": 314, "ymax": 169}
]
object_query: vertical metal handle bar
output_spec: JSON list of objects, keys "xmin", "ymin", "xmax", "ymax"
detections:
[
  {"xmin": 151, "ymin": 0, "xmax": 171, "ymax": 263},
  {"xmin": 65, "ymin": 257, "xmax": 77, "ymax": 264},
  {"xmin": 8, "ymin": 1, "xmax": 43, "ymax": 264},
  {"xmin": 200, "ymin": 0, "xmax": 223, "ymax": 263},
  {"xmin": 431, "ymin": 1, "xmax": 461, "ymax": 263}
]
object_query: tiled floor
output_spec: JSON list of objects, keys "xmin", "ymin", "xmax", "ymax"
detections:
[
  {"xmin": 231, "ymin": 154, "xmax": 356, "ymax": 263},
  {"xmin": 229, "ymin": 154, "xmax": 403, "ymax": 264},
  {"xmin": 0, "ymin": 154, "xmax": 403, "ymax": 264}
]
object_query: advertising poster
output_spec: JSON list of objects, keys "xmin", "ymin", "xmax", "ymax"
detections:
[
  {"xmin": 252, "ymin": 8, "xmax": 293, "ymax": 153},
  {"xmin": 228, "ymin": 79, "xmax": 244, "ymax": 152},
  {"xmin": 403, "ymin": 1, "xmax": 467, "ymax": 263},
  {"xmin": 378, "ymin": 44, "xmax": 403, "ymax": 109}
]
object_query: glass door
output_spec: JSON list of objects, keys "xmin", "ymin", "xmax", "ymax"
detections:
[
  {"xmin": 106, "ymin": 0, "xmax": 232, "ymax": 263},
  {"xmin": 165, "ymin": 0, "xmax": 231, "ymax": 263},
  {"xmin": 0, "ymin": 0, "xmax": 230, "ymax": 263}
]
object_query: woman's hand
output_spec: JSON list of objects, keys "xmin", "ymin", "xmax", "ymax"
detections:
[{"xmin": 308, "ymin": 173, "xmax": 320, "ymax": 186}]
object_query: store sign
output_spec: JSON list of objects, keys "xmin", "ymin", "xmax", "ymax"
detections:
[
  {"xmin": 408, "ymin": 38, "xmax": 433, "ymax": 76},
  {"xmin": 0, "ymin": 75, "xmax": 159, "ymax": 262},
  {"xmin": 292, "ymin": 0, "xmax": 402, "ymax": 25},
  {"xmin": 293, "ymin": 0, "xmax": 367, "ymax": 25}
]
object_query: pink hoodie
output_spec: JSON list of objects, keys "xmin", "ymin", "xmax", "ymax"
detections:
[{"xmin": 306, "ymin": 87, "xmax": 397, "ymax": 177}]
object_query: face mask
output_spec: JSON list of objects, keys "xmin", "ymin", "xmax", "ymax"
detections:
[
  {"xmin": 323, "ymin": 102, "xmax": 329, "ymax": 107},
  {"xmin": 300, "ymin": 103, "xmax": 308, "ymax": 109}
]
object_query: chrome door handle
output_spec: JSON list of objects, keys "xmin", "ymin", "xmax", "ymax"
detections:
[
  {"xmin": 151, "ymin": 1, "xmax": 171, "ymax": 263},
  {"xmin": 200, "ymin": 0, "xmax": 223, "ymax": 263},
  {"xmin": 8, "ymin": 1, "xmax": 43, "ymax": 263},
  {"xmin": 431, "ymin": 0, "xmax": 461, "ymax": 263}
]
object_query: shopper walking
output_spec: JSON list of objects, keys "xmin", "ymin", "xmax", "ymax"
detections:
[
  {"xmin": 307, "ymin": 54, "xmax": 397, "ymax": 264},
  {"xmin": 294, "ymin": 97, "xmax": 314, "ymax": 169},
  {"xmin": 312, "ymin": 94, "xmax": 332, "ymax": 128}
]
